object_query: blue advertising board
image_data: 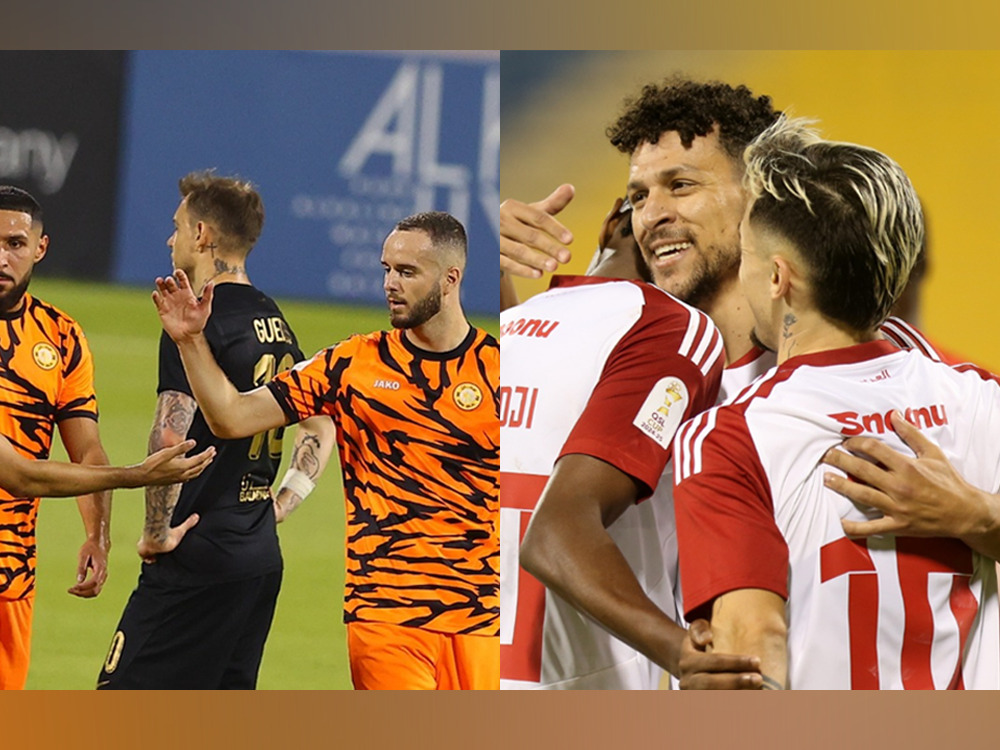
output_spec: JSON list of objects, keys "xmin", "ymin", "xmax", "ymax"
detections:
[{"xmin": 113, "ymin": 51, "xmax": 499, "ymax": 314}]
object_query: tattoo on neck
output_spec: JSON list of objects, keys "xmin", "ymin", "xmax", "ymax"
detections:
[
  {"xmin": 782, "ymin": 313, "xmax": 797, "ymax": 340},
  {"xmin": 206, "ymin": 242, "xmax": 218, "ymax": 253},
  {"xmin": 208, "ymin": 257, "xmax": 246, "ymax": 281},
  {"xmin": 761, "ymin": 675, "xmax": 784, "ymax": 690}
]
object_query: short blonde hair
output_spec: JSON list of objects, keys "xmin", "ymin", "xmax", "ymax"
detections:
[{"xmin": 743, "ymin": 116, "xmax": 924, "ymax": 331}]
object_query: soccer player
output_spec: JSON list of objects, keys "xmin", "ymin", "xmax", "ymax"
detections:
[
  {"xmin": 673, "ymin": 118, "xmax": 999, "ymax": 689},
  {"xmin": 502, "ymin": 80, "xmax": 781, "ymax": 689},
  {"xmin": 500, "ymin": 77, "xmax": 1000, "ymax": 688},
  {"xmin": 0, "ymin": 185, "xmax": 121, "ymax": 690},
  {"xmin": 97, "ymin": 172, "xmax": 335, "ymax": 689},
  {"xmin": 503, "ymin": 201, "xmax": 739, "ymax": 689},
  {"xmin": 150, "ymin": 211, "xmax": 498, "ymax": 690}
]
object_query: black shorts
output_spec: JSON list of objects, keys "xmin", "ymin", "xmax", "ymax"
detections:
[{"xmin": 96, "ymin": 568, "xmax": 282, "ymax": 690}]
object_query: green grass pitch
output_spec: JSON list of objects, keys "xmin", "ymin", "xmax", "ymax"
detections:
[{"xmin": 24, "ymin": 277, "xmax": 499, "ymax": 690}]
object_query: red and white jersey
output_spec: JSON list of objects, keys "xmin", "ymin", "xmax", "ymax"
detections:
[
  {"xmin": 500, "ymin": 276, "xmax": 723, "ymax": 689},
  {"xmin": 721, "ymin": 346, "xmax": 774, "ymax": 403},
  {"xmin": 674, "ymin": 340, "xmax": 1000, "ymax": 689}
]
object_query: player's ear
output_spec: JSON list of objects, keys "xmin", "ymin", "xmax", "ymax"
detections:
[
  {"xmin": 771, "ymin": 255, "xmax": 792, "ymax": 301},
  {"xmin": 443, "ymin": 264, "xmax": 462, "ymax": 292},
  {"xmin": 194, "ymin": 221, "xmax": 207, "ymax": 249},
  {"xmin": 34, "ymin": 234, "xmax": 49, "ymax": 263}
]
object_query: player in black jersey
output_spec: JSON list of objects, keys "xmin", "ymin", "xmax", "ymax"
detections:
[{"xmin": 97, "ymin": 172, "xmax": 334, "ymax": 689}]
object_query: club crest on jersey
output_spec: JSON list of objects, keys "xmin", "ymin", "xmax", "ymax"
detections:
[
  {"xmin": 32, "ymin": 342, "xmax": 58, "ymax": 371},
  {"xmin": 453, "ymin": 382, "xmax": 483, "ymax": 411},
  {"xmin": 633, "ymin": 377, "xmax": 689, "ymax": 448}
]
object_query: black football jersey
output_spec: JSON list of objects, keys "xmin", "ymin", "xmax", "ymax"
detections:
[{"xmin": 145, "ymin": 283, "xmax": 304, "ymax": 586}]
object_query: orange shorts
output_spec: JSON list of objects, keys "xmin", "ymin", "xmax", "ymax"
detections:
[
  {"xmin": 347, "ymin": 621, "xmax": 499, "ymax": 690},
  {"xmin": 0, "ymin": 597, "xmax": 34, "ymax": 690}
]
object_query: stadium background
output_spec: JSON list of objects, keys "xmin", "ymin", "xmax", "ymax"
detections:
[
  {"xmin": 0, "ymin": 50, "xmax": 499, "ymax": 690},
  {"xmin": 503, "ymin": 51, "xmax": 1000, "ymax": 373}
]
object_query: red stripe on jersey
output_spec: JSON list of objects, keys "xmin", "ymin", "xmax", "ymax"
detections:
[{"xmin": 500, "ymin": 472, "xmax": 548, "ymax": 512}]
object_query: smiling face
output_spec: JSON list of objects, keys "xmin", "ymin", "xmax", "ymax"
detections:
[
  {"xmin": 381, "ymin": 229, "xmax": 444, "ymax": 329},
  {"xmin": 626, "ymin": 128, "xmax": 747, "ymax": 308},
  {"xmin": 0, "ymin": 209, "xmax": 48, "ymax": 314}
]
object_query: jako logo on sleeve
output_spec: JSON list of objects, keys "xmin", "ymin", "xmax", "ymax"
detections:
[
  {"xmin": 829, "ymin": 405, "xmax": 948, "ymax": 436},
  {"xmin": 633, "ymin": 377, "xmax": 689, "ymax": 449}
]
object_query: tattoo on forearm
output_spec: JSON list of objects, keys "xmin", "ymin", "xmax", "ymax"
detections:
[
  {"xmin": 145, "ymin": 392, "xmax": 197, "ymax": 541},
  {"xmin": 761, "ymin": 674, "xmax": 784, "ymax": 690},
  {"xmin": 162, "ymin": 394, "xmax": 198, "ymax": 438},
  {"xmin": 291, "ymin": 433, "xmax": 322, "ymax": 479}
]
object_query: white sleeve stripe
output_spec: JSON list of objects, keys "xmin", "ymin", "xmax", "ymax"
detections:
[
  {"xmin": 698, "ymin": 331, "xmax": 724, "ymax": 377},
  {"xmin": 689, "ymin": 313, "xmax": 714, "ymax": 369},
  {"xmin": 679, "ymin": 412, "xmax": 704, "ymax": 481},
  {"xmin": 880, "ymin": 318, "xmax": 942, "ymax": 362},
  {"xmin": 733, "ymin": 369, "xmax": 774, "ymax": 405},
  {"xmin": 678, "ymin": 308, "xmax": 702, "ymax": 358},
  {"xmin": 689, "ymin": 408, "xmax": 718, "ymax": 479}
]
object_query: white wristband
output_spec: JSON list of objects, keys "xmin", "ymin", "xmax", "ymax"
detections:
[{"xmin": 277, "ymin": 468, "xmax": 316, "ymax": 499}]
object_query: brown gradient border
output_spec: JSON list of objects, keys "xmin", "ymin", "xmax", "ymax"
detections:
[
  {"xmin": 8, "ymin": 6, "xmax": 998, "ymax": 750},
  {"xmin": 15, "ymin": 690, "xmax": 1000, "ymax": 748}
]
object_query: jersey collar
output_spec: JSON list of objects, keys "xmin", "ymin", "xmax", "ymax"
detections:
[{"xmin": 778, "ymin": 339, "xmax": 901, "ymax": 371}]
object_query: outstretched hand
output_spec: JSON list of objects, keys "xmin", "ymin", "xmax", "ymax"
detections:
[
  {"xmin": 823, "ymin": 410, "xmax": 989, "ymax": 540},
  {"xmin": 152, "ymin": 270, "xmax": 213, "ymax": 344},
  {"xmin": 500, "ymin": 184, "xmax": 576, "ymax": 278},
  {"xmin": 139, "ymin": 439, "xmax": 216, "ymax": 486}
]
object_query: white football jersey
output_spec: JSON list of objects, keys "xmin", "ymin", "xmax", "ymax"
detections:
[
  {"xmin": 500, "ymin": 276, "xmax": 723, "ymax": 690},
  {"xmin": 674, "ymin": 341, "xmax": 1000, "ymax": 689}
]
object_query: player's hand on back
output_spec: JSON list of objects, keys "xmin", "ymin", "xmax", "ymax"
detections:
[
  {"xmin": 822, "ymin": 409, "xmax": 989, "ymax": 540},
  {"xmin": 677, "ymin": 619, "xmax": 764, "ymax": 690},
  {"xmin": 137, "ymin": 512, "xmax": 201, "ymax": 564},
  {"xmin": 152, "ymin": 270, "xmax": 213, "ymax": 343},
  {"xmin": 500, "ymin": 184, "xmax": 576, "ymax": 278},
  {"xmin": 139, "ymin": 439, "xmax": 216, "ymax": 485}
]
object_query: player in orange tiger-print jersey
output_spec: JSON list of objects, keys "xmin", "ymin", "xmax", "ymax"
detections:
[
  {"xmin": 0, "ymin": 185, "xmax": 112, "ymax": 690},
  {"xmin": 152, "ymin": 211, "xmax": 499, "ymax": 690}
]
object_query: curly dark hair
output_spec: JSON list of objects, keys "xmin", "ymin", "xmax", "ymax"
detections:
[{"xmin": 607, "ymin": 76, "xmax": 780, "ymax": 160}]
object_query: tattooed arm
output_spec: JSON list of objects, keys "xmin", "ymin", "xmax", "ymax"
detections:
[
  {"xmin": 137, "ymin": 390, "xmax": 201, "ymax": 562},
  {"xmin": 708, "ymin": 588, "xmax": 788, "ymax": 690},
  {"xmin": 274, "ymin": 416, "xmax": 335, "ymax": 523}
]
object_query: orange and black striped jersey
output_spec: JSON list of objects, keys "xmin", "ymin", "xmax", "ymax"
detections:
[
  {"xmin": 267, "ymin": 326, "xmax": 499, "ymax": 636},
  {"xmin": 0, "ymin": 294, "xmax": 98, "ymax": 601}
]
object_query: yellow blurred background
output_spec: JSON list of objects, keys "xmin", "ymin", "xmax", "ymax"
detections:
[{"xmin": 502, "ymin": 51, "xmax": 1000, "ymax": 372}]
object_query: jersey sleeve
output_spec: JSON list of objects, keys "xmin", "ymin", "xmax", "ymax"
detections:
[
  {"xmin": 157, "ymin": 330, "xmax": 192, "ymax": 396},
  {"xmin": 559, "ymin": 293, "xmax": 723, "ymax": 497},
  {"xmin": 55, "ymin": 319, "xmax": 99, "ymax": 421},
  {"xmin": 673, "ymin": 406, "xmax": 788, "ymax": 621},
  {"xmin": 266, "ymin": 342, "xmax": 349, "ymax": 424}
]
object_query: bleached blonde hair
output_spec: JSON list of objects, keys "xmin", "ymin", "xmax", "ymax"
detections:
[{"xmin": 743, "ymin": 116, "xmax": 924, "ymax": 330}]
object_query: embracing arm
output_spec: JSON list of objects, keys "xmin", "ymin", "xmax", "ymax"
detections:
[
  {"xmin": 708, "ymin": 588, "xmax": 788, "ymax": 690},
  {"xmin": 823, "ymin": 410, "xmax": 1000, "ymax": 560},
  {"xmin": 520, "ymin": 453, "xmax": 760, "ymax": 686},
  {"xmin": 273, "ymin": 415, "xmax": 335, "ymax": 523},
  {"xmin": 152, "ymin": 271, "xmax": 289, "ymax": 439}
]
